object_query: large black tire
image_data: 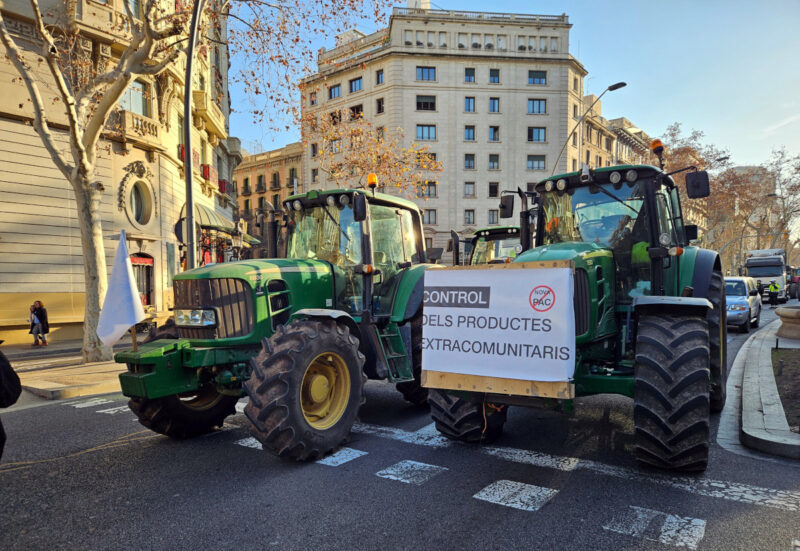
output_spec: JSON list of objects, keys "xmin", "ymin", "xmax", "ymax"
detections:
[
  {"xmin": 395, "ymin": 315, "xmax": 428, "ymax": 406},
  {"xmin": 244, "ymin": 319, "xmax": 365, "ymax": 461},
  {"xmin": 707, "ymin": 270, "xmax": 727, "ymax": 413},
  {"xmin": 634, "ymin": 312, "xmax": 711, "ymax": 472},
  {"xmin": 428, "ymin": 389, "xmax": 507, "ymax": 444},
  {"xmin": 751, "ymin": 310, "xmax": 760, "ymax": 328},
  {"xmin": 129, "ymin": 388, "xmax": 238, "ymax": 439}
]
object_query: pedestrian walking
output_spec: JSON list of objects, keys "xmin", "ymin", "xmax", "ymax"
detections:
[
  {"xmin": 768, "ymin": 280, "xmax": 779, "ymax": 308},
  {"xmin": 756, "ymin": 279, "xmax": 764, "ymax": 298},
  {"xmin": 29, "ymin": 300, "xmax": 49, "ymax": 346}
]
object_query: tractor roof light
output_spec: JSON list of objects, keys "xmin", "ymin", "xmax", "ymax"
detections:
[
  {"xmin": 650, "ymin": 139, "xmax": 664, "ymax": 156},
  {"xmin": 339, "ymin": 194, "xmax": 350, "ymax": 206},
  {"xmin": 326, "ymin": 195, "xmax": 336, "ymax": 206},
  {"xmin": 609, "ymin": 171, "xmax": 622, "ymax": 185},
  {"xmin": 625, "ymin": 169, "xmax": 638, "ymax": 183},
  {"xmin": 367, "ymin": 172, "xmax": 378, "ymax": 189},
  {"xmin": 292, "ymin": 200, "xmax": 303, "ymax": 211},
  {"xmin": 556, "ymin": 179, "xmax": 567, "ymax": 191},
  {"xmin": 544, "ymin": 181, "xmax": 554, "ymax": 192}
]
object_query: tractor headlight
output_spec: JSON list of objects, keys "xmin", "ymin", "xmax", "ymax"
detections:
[
  {"xmin": 174, "ymin": 308, "xmax": 217, "ymax": 327},
  {"xmin": 728, "ymin": 305, "xmax": 747, "ymax": 311},
  {"xmin": 659, "ymin": 232, "xmax": 671, "ymax": 247}
]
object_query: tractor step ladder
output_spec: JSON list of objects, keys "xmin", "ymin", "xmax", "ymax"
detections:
[{"xmin": 376, "ymin": 324, "xmax": 412, "ymax": 382}]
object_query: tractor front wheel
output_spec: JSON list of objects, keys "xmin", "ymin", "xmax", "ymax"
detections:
[
  {"xmin": 428, "ymin": 389, "xmax": 507, "ymax": 444},
  {"xmin": 129, "ymin": 387, "xmax": 238, "ymax": 439},
  {"xmin": 395, "ymin": 315, "xmax": 428, "ymax": 406},
  {"xmin": 634, "ymin": 312, "xmax": 710, "ymax": 472},
  {"xmin": 244, "ymin": 319, "xmax": 365, "ymax": 461}
]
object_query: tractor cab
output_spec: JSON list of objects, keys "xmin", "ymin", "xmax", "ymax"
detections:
[{"xmin": 469, "ymin": 226, "xmax": 521, "ymax": 265}]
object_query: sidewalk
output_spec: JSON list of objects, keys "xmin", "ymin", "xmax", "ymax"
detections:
[
  {"xmin": 740, "ymin": 320, "xmax": 800, "ymax": 459},
  {"xmin": 2, "ymin": 338, "xmax": 137, "ymax": 363}
]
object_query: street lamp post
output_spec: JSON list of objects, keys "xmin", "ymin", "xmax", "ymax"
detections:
[{"xmin": 551, "ymin": 81, "xmax": 627, "ymax": 176}]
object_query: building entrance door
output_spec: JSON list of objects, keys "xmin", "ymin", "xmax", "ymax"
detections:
[{"xmin": 130, "ymin": 253, "xmax": 154, "ymax": 306}]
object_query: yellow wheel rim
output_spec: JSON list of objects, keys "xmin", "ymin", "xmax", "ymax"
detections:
[{"xmin": 301, "ymin": 352, "xmax": 350, "ymax": 430}]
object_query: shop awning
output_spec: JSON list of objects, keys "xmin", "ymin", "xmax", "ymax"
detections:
[{"xmin": 178, "ymin": 203, "xmax": 261, "ymax": 245}]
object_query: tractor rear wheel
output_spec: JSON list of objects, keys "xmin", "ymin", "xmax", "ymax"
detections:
[
  {"xmin": 707, "ymin": 270, "xmax": 728, "ymax": 412},
  {"xmin": 634, "ymin": 312, "xmax": 710, "ymax": 472},
  {"xmin": 428, "ymin": 389, "xmax": 507, "ymax": 444},
  {"xmin": 129, "ymin": 387, "xmax": 238, "ymax": 439},
  {"xmin": 395, "ymin": 315, "xmax": 428, "ymax": 406},
  {"xmin": 244, "ymin": 319, "xmax": 365, "ymax": 461}
]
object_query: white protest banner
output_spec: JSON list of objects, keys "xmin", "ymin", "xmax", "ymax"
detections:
[{"xmin": 421, "ymin": 263, "xmax": 575, "ymax": 383}]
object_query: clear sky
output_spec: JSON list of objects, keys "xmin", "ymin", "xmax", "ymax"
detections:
[{"xmin": 228, "ymin": 0, "xmax": 800, "ymax": 165}]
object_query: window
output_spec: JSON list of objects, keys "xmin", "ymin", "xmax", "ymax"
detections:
[
  {"xmin": 425, "ymin": 237, "xmax": 434, "ymax": 249},
  {"xmin": 550, "ymin": 37, "xmax": 558, "ymax": 52},
  {"xmin": 120, "ymin": 80, "xmax": 148, "ymax": 117},
  {"xmin": 416, "ymin": 95, "xmax": 436, "ymax": 111},
  {"xmin": 244, "ymin": 198, "xmax": 251, "ymax": 212},
  {"xmin": 349, "ymin": 77, "xmax": 362, "ymax": 93},
  {"xmin": 464, "ymin": 209, "xmax": 475, "ymax": 225},
  {"xmin": 528, "ymin": 70, "xmax": 547, "ymax": 85},
  {"xmin": 376, "ymin": 69, "xmax": 384, "ymax": 85},
  {"xmin": 376, "ymin": 126, "xmax": 384, "ymax": 139},
  {"xmin": 464, "ymin": 154, "xmax": 475, "ymax": 169},
  {"xmin": 464, "ymin": 67, "xmax": 475, "ymax": 82},
  {"xmin": 489, "ymin": 126, "xmax": 500, "ymax": 142},
  {"xmin": 257, "ymin": 174, "xmax": 265, "ymax": 191},
  {"xmin": 376, "ymin": 97, "xmax": 384, "ymax": 114},
  {"xmin": 272, "ymin": 194, "xmax": 280, "ymax": 208},
  {"xmin": 488, "ymin": 182, "xmax": 499, "ymax": 198},
  {"xmin": 488, "ymin": 209, "xmax": 498, "ymax": 224},
  {"xmin": 422, "ymin": 209, "xmax": 437, "ymax": 224},
  {"xmin": 243, "ymin": 177, "xmax": 250, "ymax": 192},
  {"xmin": 465, "ymin": 96, "xmax": 475, "ymax": 112},
  {"xmin": 488, "ymin": 154, "xmax": 499, "ymax": 170},
  {"xmin": 464, "ymin": 182, "xmax": 475, "ymax": 197},
  {"xmin": 420, "ymin": 181, "xmax": 437, "ymax": 198},
  {"xmin": 328, "ymin": 84, "xmax": 341, "ymax": 99},
  {"xmin": 572, "ymin": 133, "xmax": 577, "ymax": 146},
  {"xmin": 311, "ymin": 168, "xmax": 318, "ymax": 182},
  {"xmin": 596, "ymin": 155, "xmax": 602, "ymax": 167},
  {"xmin": 527, "ymin": 155, "xmax": 545, "ymax": 170},
  {"xmin": 350, "ymin": 104, "xmax": 363, "ymax": 119},
  {"xmin": 528, "ymin": 99, "xmax": 546, "ymax": 114},
  {"xmin": 416, "ymin": 125, "xmax": 436, "ymax": 140},
  {"xmin": 416, "ymin": 66, "xmax": 436, "ymax": 81},
  {"xmin": 527, "ymin": 127, "xmax": 546, "ymax": 142},
  {"xmin": 258, "ymin": 196, "xmax": 265, "ymax": 211},
  {"xmin": 127, "ymin": 0, "xmax": 141, "ymax": 18},
  {"xmin": 489, "ymin": 68, "xmax": 500, "ymax": 83},
  {"xmin": 489, "ymin": 97, "xmax": 499, "ymax": 113},
  {"xmin": 464, "ymin": 125, "xmax": 475, "ymax": 141},
  {"xmin": 310, "ymin": 91, "xmax": 317, "ymax": 106},
  {"xmin": 311, "ymin": 143, "xmax": 318, "ymax": 157},
  {"xmin": 331, "ymin": 139, "xmax": 341, "ymax": 153},
  {"xmin": 572, "ymin": 159, "xmax": 577, "ymax": 171},
  {"xmin": 129, "ymin": 181, "xmax": 150, "ymax": 224},
  {"xmin": 573, "ymin": 104, "xmax": 578, "ymax": 119},
  {"xmin": 573, "ymin": 76, "xmax": 579, "ymax": 91},
  {"xmin": 605, "ymin": 137, "xmax": 613, "ymax": 151}
]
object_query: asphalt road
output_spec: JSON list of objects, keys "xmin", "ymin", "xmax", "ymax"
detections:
[{"xmin": 1, "ymin": 306, "xmax": 798, "ymax": 550}]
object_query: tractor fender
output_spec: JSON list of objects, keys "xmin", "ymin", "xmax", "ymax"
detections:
[
  {"xmin": 391, "ymin": 264, "xmax": 441, "ymax": 322},
  {"xmin": 690, "ymin": 249, "xmax": 722, "ymax": 299},
  {"xmin": 290, "ymin": 309, "xmax": 361, "ymax": 342},
  {"xmin": 633, "ymin": 296, "xmax": 712, "ymax": 316}
]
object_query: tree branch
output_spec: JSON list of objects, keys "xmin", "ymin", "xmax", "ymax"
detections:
[
  {"xmin": 138, "ymin": 48, "xmax": 183, "ymax": 75},
  {"xmin": 0, "ymin": 11, "xmax": 71, "ymax": 177}
]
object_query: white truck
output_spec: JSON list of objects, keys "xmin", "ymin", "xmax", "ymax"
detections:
[{"xmin": 745, "ymin": 248, "xmax": 788, "ymax": 302}]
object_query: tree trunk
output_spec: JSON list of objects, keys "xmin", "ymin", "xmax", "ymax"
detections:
[{"xmin": 73, "ymin": 180, "xmax": 112, "ymax": 362}]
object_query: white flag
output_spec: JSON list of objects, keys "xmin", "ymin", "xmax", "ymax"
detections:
[{"xmin": 97, "ymin": 230, "xmax": 146, "ymax": 347}]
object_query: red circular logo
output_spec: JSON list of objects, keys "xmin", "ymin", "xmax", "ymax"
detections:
[{"xmin": 529, "ymin": 285, "xmax": 555, "ymax": 312}]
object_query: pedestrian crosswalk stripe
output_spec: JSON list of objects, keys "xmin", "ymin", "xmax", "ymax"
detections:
[
  {"xmin": 353, "ymin": 422, "xmax": 800, "ymax": 512},
  {"xmin": 375, "ymin": 460, "xmax": 448, "ymax": 485},
  {"xmin": 96, "ymin": 406, "xmax": 130, "ymax": 415},
  {"xmin": 317, "ymin": 447, "xmax": 368, "ymax": 466},
  {"xmin": 603, "ymin": 506, "xmax": 706, "ymax": 549},
  {"xmin": 473, "ymin": 480, "xmax": 558, "ymax": 512},
  {"xmin": 235, "ymin": 437, "xmax": 262, "ymax": 450}
]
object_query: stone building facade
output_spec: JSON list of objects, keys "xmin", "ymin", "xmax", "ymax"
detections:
[
  {"xmin": 300, "ymin": 4, "xmax": 588, "ymax": 258},
  {"xmin": 0, "ymin": 0, "xmax": 241, "ymax": 344}
]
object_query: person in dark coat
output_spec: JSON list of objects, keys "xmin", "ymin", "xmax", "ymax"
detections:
[
  {"xmin": 0, "ymin": 345, "xmax": 22, "ymax": 460},
  {"xmin": 29, "ymin": 300, "xmax": 49, "ymax": 346}
]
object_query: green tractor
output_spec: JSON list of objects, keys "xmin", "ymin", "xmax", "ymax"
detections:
[
  {"xmin": 428, "ymin": 160, "xmax": 727, "ymax": 472},
  {"xmin": 116, "ymin": 188, "xmax": 436, "ymax": 460},
  {"xmin": 450, "ymin": 226, "xmax": 521, "ymax": 265}
]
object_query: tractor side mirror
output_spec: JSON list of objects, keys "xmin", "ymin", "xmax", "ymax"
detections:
[
  {"xmin": 685, "ymin": 171, "xmax": 710, "ymax": 199},
  {"xmin": 499, "ymin": 195, "xmax": 514, "ymax": 218},
  {"xmin": 685, "ymin": 224, "xmax": 699, "ymax": 242},
  {"xmin": 353, "ymin": 193, "xmax": 367, "ymax": 221}
]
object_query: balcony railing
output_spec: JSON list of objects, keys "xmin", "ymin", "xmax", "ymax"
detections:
[
  {"xmin": 201, "ymin": 164, "xmax": 218, "ymax": 186},
  {"xmin": 241, "ymin": 185, "xmax": 251, "ymax": 196},
  {"xmin": 119, "ymin": 110, "xmax": 163, "ymax": 151},
  {"xmin": 192, "ymin": 90, "xmax": 226, "ymax": 141},
  {"xmin": 255, "ymin": 183, "xmax": 266, "ymax": 193}
]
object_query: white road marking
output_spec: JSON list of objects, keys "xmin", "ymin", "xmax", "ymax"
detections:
[
  {"xmin": 353, "ymin": 422, "xmax": 800, "ymax": 512},
  {"xmin": 95, "ymin": 405, "xmax": 130, "ymax": 415},
  {"xmin": 473, "ymin": 480, "xmax": 558, "ymax": 512},
  {"xmin": 603, "ymin": 506, "xmax": 705, "ymax": 549},
  {"xmin": 235, "ymin": 437, "xmax": 263, "ymax": 450},
  {"xmin": 375, "ymin": 460, "xmax": 448, "ymax": 485},
  {"xmin": 317, "ymin": 447, "xmax": 368, "ymax": 466},
  {"xmin": 792, "ymin": 538, "xmax": 800, "ymax": 551},
  {"xmin": 68, "ymin": 398, "xmax": 113, "ymax": 408}
]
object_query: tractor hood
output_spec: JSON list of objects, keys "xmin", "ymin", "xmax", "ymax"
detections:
[
  {"xmin": 174, "ymin": 258, "xmax": 334, "ymax": 282},
  {"xmin": 515, "ymin": 241, "xmax": 612, "ymax": 264}
]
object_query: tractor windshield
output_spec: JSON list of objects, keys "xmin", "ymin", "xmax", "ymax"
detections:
[
  {"xmin": 539, "ymin": 182, "xmax": 646, "ymax": 248},
  {"xmin": 471, "ymin": 237, "xmax": 519, "ymax": 264},
  {"xmin": 286, "ymin": 203, "xmax": 363, "ymax": 267}
]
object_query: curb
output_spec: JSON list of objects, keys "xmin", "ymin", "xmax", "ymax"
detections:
[
  {"xmin": 17, "ymin": 361, "xmax": 125, "ymax": 401},
  {"xmin": 740, "ymin": 320, "xmax": 800, "ymax": 459},
  {"xmin": 3, "ymin": 341, "xmax": 135, "ymax": 362}
]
